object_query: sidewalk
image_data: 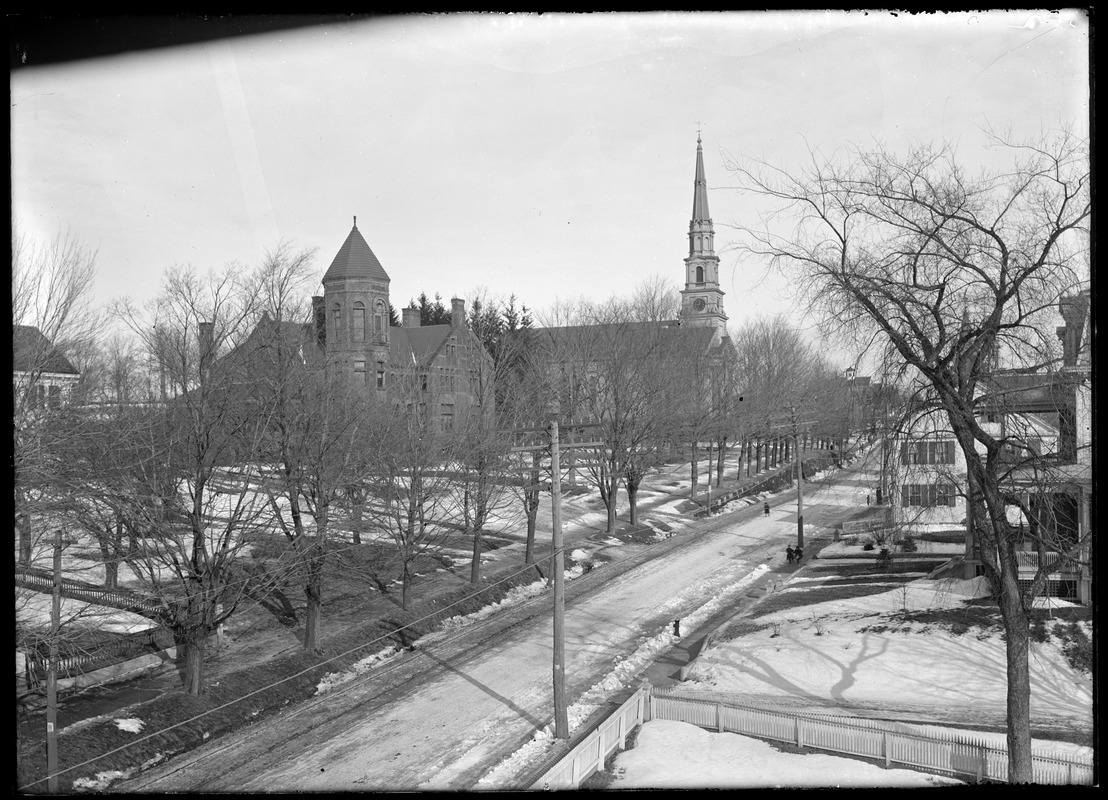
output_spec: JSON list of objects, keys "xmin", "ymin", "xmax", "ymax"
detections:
[{"xmin": 643, "ymin": 533, "xmax": 836, "ymax": 688}]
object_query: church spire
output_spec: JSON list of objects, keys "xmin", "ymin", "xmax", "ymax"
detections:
[
  {"xmin": 692, "ymin": 132, "xmax": 711, "ymax": 222},
  {"xmin": 680, "ymin": 134, "xmax": 727, "ymax": 343}
]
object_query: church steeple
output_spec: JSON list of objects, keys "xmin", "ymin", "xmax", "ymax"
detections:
[
  {"xmin": 680, "ymin": 134, "xmax": 727, "ymax": 342},
  {"xmin": 691, "ymin": 133, "xmax": 711, "ymax": 223}
]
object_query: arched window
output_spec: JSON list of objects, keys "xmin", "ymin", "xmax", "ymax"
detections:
[
  {"xmin": 696, "ymin": 266, "xmax": 704, "ymax": 284},
  {"xmin": 331, "ymin": 303, "xmax": 342, "ymax": 342},
  {"xmin": 374, "ymin": 299, "xmax": 387, "ymax": 334},
  {"xmin": 353, "ymin": 302, "xmax": 366, "ymax": 342}
]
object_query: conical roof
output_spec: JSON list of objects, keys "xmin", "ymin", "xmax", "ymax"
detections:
[
  {"xmin": 691, "ymin": 134, "xmax": 711, "ymax": 222},
  {"xmin": 322, "ymin": 217, "xmax": 391, "ymax": 283}
]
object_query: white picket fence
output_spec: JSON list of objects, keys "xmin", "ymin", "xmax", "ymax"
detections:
[
  {"xmin": 650, "ymin": 689, "xmax": 1094, "ymax": 785},
  {"xmin": 527, "ymin": 685, "xmax": 1093, "ymax": 788},
  {"xmin": 528, "ymin": 686, "xmax": 649, "ymax": 790}
]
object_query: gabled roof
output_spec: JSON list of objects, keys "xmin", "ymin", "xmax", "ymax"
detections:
[
  {"xmin": 526, "ymin": 319, "xmax": 722, "ymax": 359},
  {"xmin": 390, "ymin": 324, "xmax": 455, "ymax": 367},
  {"xmin": 12, "ymin": 325, "xmax": 79, "ymax": 375},
  {"xmin": 322, "ymin": 219, "xmax": 391, "ymax": 284}
]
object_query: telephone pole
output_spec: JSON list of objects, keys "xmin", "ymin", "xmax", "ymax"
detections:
[
  {"xmin": 547, "ymin": 402, "xmax": 569, "ymax": 739},
  {"xmin": 47, "ymin": 529, "xmax": 62, "ymax": 792}
]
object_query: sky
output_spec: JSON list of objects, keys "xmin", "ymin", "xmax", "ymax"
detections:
[{"xmin": 11, "ymin": 11, "xmax": 1089, "ymax": 345}]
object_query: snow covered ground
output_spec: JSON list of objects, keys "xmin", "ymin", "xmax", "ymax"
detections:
[
  {"xmin": 608, "ymin": 719, "xmax": 964, "ymax": 788},
  {"xmin": 681, "ymin": 576, "xmax": 1092, "ymax": 733}
]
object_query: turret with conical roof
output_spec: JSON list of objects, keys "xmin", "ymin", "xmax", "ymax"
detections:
[
  {"xmin": 680, "ymin": 134, "xmax": 727, "ymax": 343},
  {"xmin": 321, "ymin": 216, "xmax": 392, "ymax": 388}
]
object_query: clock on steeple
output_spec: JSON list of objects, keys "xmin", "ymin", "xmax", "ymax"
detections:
[{"xmin": 693, "ymin": 298, "xmax": 706, "ymax": 311}]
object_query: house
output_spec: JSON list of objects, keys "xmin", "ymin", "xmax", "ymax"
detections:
[
  {"xmin": 12, "ymin": 324, "xmax": 81, "ymax": 410},
  {"xmin": 890, "ymin": 290, "xmax": 1091, "ymax": 603}
]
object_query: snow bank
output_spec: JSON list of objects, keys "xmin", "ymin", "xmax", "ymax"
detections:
[{"xmin": 477, "ymin": 564, "xmax": 771, "ymax": 788}]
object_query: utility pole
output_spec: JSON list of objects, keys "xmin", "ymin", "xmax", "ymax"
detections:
[
  {"xmin": 47, "ymin": 528, "xmax": 62, "ymax": 792},
  {"xmin": 547, "ymin": 402, "xmax": 569, "ymax": 739},
  {"xmin": 794, "ymin": 435, "xmax": 804, "ymax": 549}
]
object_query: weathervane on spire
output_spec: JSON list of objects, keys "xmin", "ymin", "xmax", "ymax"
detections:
[
  {"xmin": 695, "ymin": 121, "xmax": 707, "ymax": 144},
  {"xmin": 353, "ymin": 215, "xmax": 357, "ymax": 228}
]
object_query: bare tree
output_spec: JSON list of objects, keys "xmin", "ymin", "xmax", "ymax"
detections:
[
  {"xmin": 13, "ymin": 230, "xmax": 103, "ymax": 566},
  {"xmin": 238, "ymin": 242, "xmax": 387, "ymax": 652},
  {"xmin": 729, "ymin": 127, "xmax": 1089, "ymax": 781},
  {"xmin": 110, "ymin": 264, "xmax": 270, "ymax": 695}
]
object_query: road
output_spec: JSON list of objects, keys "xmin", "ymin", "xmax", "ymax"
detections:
[{"xmin": 121, "ymin": 468, "xmax": 869, "ymax": 791}]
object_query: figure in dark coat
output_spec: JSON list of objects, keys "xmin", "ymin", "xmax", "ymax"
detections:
[
  {"xmin": 794, "ymin": 546, "xmax": 804, "ymax": 563},
  {"xmin": 786, "ymin": 545, "xmax": 795, "ymax": 564},
  {"xmin": 763, "ymin": 502, "xmax": 770, "ymax": 517}
]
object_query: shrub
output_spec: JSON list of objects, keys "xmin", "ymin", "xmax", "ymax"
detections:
[
  {"xmin": 1054, "ymin": 621, "xmax": 1092, "ymax": 674},
  {"xmin": 901, "ymin": 535, "xmax": 918, "ymax": 553},
  {"xmin": 1029, "ymin": 616, "xmax": 1049, "ymax": 643},
  {"xmin": 862, "ymin": 541, "xmax": 875, "ymax": 552},
  {"xmin": 875, "ymin": 547, "xmax": 892, "ymax": 570}
]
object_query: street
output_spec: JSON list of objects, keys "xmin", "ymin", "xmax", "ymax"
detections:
[{"xmin": 119, "ymin": 462, "xmax": 869, "ymax": 792}]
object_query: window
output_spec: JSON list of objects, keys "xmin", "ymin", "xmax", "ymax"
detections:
[
  {"xmin": 441, "ymin": 402, "xmax": 454, "ymax": 428},
  {"xmin": 353, "ymin": 302, "xmax": 366, "ymax": 342},
  {"xmin": 48, "ymin": 385, "xmax": 62, "ymax": 409},
  {"xmin": 901, "ymin": 484, "xmax": 957, "ymax": 507},
  {"xmin": 421, "ymin": 373, "xmax": 429, "ymax": 392},
  {"xmin": 696, "ymin": 266, "xmax": 704, "ymax": 283},
  {"xmin": 376, "ymin": 362, "xmax": 386, "ymax": 389},
  {"xmin": 900, "ymin": 439, "xmax": 956, "ymax": 465},
  {"xmin": 374, "ymin": 299, "xmax": 386, "ymax": 334},
  {"xmin": 354, "ymin": 360, "xmax": 367, "ymax": 386},
  {"xmin": 331, "ymin": 303, "xmax": 342, "ymax": 341}
]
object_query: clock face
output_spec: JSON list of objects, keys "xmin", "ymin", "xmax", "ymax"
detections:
[{"xmin": 693, "ymin": 298, "xmax": 706, "ymax": 312}]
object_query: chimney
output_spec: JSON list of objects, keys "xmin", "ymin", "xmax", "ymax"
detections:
[
  {"xmin": 312, "ymin": 296, "xmax": 326, "ymax": 346},
  {"xmin": 402, "ymin": 306, "xmax": 421, "ymax": 328},
  {"xmin": 199, "ymin": 321, "xmax": 215, "ymax": 359},
  {"xmin": 451, "ymin": 298, "xmax": 466, "ymax": 327}
]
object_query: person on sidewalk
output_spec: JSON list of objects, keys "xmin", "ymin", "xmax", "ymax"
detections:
[
  {"xmin": 763, "ymin": 502, "xmax": 770, "ymax": 517},
  {"xmin": 794, "ymin": 546, "xmax": 804, "ymax": 563},
  {"xmin": 673, "ymin": 619, "xmax": 681, "ymax": 637},
  {"xmin": 786, "ymin": 545, "xmax": 795, "ymax": 564}
]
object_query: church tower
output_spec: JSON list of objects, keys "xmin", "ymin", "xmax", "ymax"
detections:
[
  {"xmin": 321, "ymin": 217, "xmax": 392, "ymax": 390},
  {"xmin": 679, "ymin": 134, "xmax": 727, "ymax": 343}
]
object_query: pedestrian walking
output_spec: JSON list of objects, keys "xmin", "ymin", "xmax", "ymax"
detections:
[
  {"xmin": 673, "ymin": 619, "xmax": 681, "ymax": 637},
  {"xmin": 794, "ymin": 546, "xmax": 804, "ymax": 563},
  {"xmin": 867, "ymin": 493, "xmax": 871, "ymax": 506},
  {"xmin": 763, "ymin": 502, "xmax": 770, "ymax": 517},
  {"xmin": 786, "ymin": 545, "xmax": 795, "ymax": 564}
]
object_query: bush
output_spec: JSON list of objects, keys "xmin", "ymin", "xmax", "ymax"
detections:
[
  {"xmin": 875, "ymin": 547, "xmax": 892, "ymax": 571},
  {"xmin": 1029, "ymin": 616, "xmax": 1049, "ymax": 644},
  {"xmin": 1053, "ymin": 621, "xmax": 1092, "ymax": 674},
  {"xmin": 862, "ymin": 541, "xmax": 875, "ymax": 552},
  {"xmin": 901, "ymin": 535, "xmax": 918, "ymax": 553}
]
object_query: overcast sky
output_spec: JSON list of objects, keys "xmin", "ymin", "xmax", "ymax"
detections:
[{"xmin": 11, "ymin": 11, "xmax": 1089, "ymax": 346}]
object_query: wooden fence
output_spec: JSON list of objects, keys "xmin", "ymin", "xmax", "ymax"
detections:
[
  {"xmin": 14, "ymin": 565, "xmax": 173, "ymax": 621},
  {"xmin": 528, "ymin": 686, "xmax": 649, "ymax": 790},
  {"xmin": 650, "ymin": 689, "xmax": 1093, "ymax": 785},
  {"xmin": 527, "ymin": 685, "xmax": 1092, "ymax": 788}
]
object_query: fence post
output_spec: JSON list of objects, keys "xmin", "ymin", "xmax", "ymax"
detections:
[
  {"xmin": 795, "ymin": 717, "xmax": 802, "ymax": 747},
  {"xmin": 976, "ymin": 745, "xmax": 986, "ymax": 784},
  {"xmin": 716, "ymin": 703, "xmax": 723, "ymax": 732},
  {"xmin": 882, "ymin": 732, "xmax": 890, "ymax": 767},
  {"xmin": 642, "ymin": 681, "xmax": 653, "ymax": 722}
]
